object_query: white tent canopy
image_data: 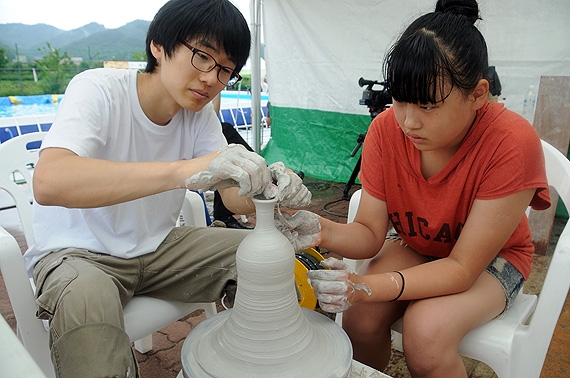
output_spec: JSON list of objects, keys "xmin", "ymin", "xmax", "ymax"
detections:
[{"xmin": 250, "ymin": 0, "xmax": 570, "ymax": 181}]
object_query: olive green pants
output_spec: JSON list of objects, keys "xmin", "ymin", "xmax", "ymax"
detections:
[{"xmin": 32, "ymin": 226, "xmax": 249, "ymax": 378}]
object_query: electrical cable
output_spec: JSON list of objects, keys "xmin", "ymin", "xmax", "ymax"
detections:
[
  {"xmin": 305, "ymin": 183, "xmax": 349, "ymax": 218},
  {"xmin": 322, "ymin": 197, "xmax": 348, "ymax": 218}
]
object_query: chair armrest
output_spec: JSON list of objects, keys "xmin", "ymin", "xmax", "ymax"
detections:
[
  {"xmin": 528, "ymin": 220, "xmax": 570, "ymax": 332},
  {"xmin": 0, "ymin": 226, "xmax": 48, "ymax": 350},
  {"xmin": 0, "ymin": 315, "xmax": 46, "ymax": 378},
  {"xmin": 182, "ymin": 191, "xmax": 208, "ymax": 227},
  {"xmin": 345, "ymin": 189, "xmax": 365, "ymax": 272},
  {"xmin": 0, "ymin": 227, "xmax": 37, "ymax": 322}
]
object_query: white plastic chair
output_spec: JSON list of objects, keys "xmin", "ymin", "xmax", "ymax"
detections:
[
  {"xmin": 0, "ymin": 132, "xmax": 217, "ymax": 378},
  {"xmin": 337, "ymin": 139, "xmax": 570, "ymax": 378}
]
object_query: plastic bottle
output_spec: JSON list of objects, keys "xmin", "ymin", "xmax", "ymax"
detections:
[{"xmin": 522, "ymin": 84, "xmax": 536, "ymax": 123}]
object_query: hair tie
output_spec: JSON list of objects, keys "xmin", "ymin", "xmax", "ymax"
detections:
[{"xmin": 389, "ymin": 271, "xmax": 405, "ymax": 302}]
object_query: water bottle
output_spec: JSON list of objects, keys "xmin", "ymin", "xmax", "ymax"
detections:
[{"xmin": 522, "ymin": 84, "xmax": 536, "ymax": 123}]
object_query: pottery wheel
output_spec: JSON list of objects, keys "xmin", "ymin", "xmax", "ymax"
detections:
[{"xmin": 181, "ymin": 308, "xmax": 352, "ymax": 378}]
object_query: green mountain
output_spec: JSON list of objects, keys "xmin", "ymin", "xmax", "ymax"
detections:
[
  {"xmin": 0, "ymin": 23, "xmax": 62, "ymax": 49},
  {"xmin": 29, "ymin": 22, "xmax": 106, "ymax": 53},
  {"xmin": 0, "ymin": 20, "xmax": 150, "ymax": 62},
  {"xmin": 64, "ymin": 21, "xmax": 149, "ymax": 61}
]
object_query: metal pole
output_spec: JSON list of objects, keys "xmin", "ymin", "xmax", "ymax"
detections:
[{"xmin": 250, "ymin": 0, "xmax": 262, "ymax": 152}]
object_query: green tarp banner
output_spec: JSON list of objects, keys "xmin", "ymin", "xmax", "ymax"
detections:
[{"xmin": 261, "ymin": 105, "xmax": 371, "ymax": 183}]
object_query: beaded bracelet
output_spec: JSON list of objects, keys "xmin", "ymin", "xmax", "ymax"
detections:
[{"xmin": 388, "ymin": 271, "xmax": 405, "ymax": 302}]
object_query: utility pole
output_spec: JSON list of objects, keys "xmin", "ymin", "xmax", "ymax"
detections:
[{"xmin": 15, "ymin": 43, "xmax": 23, "ymax": 96}]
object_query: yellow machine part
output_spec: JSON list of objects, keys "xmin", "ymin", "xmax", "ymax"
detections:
[{"xmin": 294, "ymin": 248, "xmax": 326, "ymax": 310}]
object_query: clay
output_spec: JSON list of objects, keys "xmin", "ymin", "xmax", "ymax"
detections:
[{"xmin": 181, "ymin": 196, "xmax": 352, "ymax": 377}]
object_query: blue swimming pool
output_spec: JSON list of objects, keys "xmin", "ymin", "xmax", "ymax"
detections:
[
  {"xmin": 0, "ymin": 95, "xmax": 62, "ymax": 118},
  {"xmin": 0, "ymin": 92, "xmax": 271, "ymax": 148},
  {"xmin": 0, "ymin": 92, "xmax": 269, "ymax": 118},
  {"xmin": 0, "ymin": 102, "xmax": 60, "ymax": 118}
]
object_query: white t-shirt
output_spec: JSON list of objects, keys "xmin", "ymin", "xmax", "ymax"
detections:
[{"xmin": 24, "ymin": 68, "xmax": 226, "ymax": 273}]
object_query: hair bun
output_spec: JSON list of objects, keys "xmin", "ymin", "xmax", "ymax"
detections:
[{"xmin": 435, "ymin": 0, "xmax": 480, "ymax": 24}]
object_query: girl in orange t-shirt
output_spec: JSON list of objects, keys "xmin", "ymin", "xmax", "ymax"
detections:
[{"xmin": 277, "ymin": 0, "xmax": 550, "ymax": 376}]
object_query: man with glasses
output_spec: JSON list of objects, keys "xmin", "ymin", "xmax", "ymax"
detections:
[
  {"xmin": 178, "ymin": 40, "xmax": 243, "ymax": 87},
  {"xmin": 24, "ymin": 0, "xmax": 310, "ymax": 377}
]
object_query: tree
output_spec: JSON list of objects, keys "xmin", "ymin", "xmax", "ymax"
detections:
[
  {"xmin": 35, "ymin": 43, "xmax": 75, "ymax": 94},
  {"xmin": 0, "ymin": 47, "xmax": 8, "ymax": 69},
  {"xmin": 131, "ymin": 50, "xmax": 146, "ymax": 62}
]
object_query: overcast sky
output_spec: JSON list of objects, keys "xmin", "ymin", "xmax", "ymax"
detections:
[{"xmin": 0, "ymin": 0, "xmax": 252, "ymax": 30}]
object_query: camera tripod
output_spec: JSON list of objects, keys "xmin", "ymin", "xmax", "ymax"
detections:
[
  {"xmin": 322, "ymin": 78, "xmax": 391, "ymax": 217},
  {"xmin": 341, "ymin": 132, "xmax": 366, "ymax": 201},
  {"xmin": 322, "ymin": 130, "xmax": 368, "ymax": 217}
]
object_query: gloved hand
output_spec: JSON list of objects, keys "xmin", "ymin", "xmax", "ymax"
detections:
[
  {"xmin": 268, "ymin": 162, "xmax": 311, "ymax": 207},
  {"xmin": 274, "ymin": 210, "xmax": 321, "ymax": 251},
  {"xmin": 185, "ymin": 144, "xmax": 274, "ymax": 197},
  {"xmin": 307, "ymin": 258, "xmax": 371, "ymax": 313}
]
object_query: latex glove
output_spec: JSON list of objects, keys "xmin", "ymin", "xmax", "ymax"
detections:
[
  {"xmin": 307, "ymin": 258, "xmax": 371, "ymax": 313},
  {"xmin": 185, "ymin": 144, "xmax": 274, "ymax": 197},
  {"xmin": 268, "ymin": 162, "xmax": 311, "ymax": 207},
  {"xmin": 274, "ymin": 210, "xmax": 321, "ymax": 251}
]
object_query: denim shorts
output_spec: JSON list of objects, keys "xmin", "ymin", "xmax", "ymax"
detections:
[
  {"xmin": 485, "ymin": 255, "xmax": 525, "ymax": 316},
  {"xmin": 386, "ymin": 230, "xmax": 524, "ymax": 314}
]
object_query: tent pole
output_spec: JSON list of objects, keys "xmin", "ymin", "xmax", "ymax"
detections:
[{"xmin": 250, "ymin": 0, "xmax": 262, "ymax": 152}]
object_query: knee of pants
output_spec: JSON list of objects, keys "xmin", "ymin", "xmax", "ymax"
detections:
[
  {"xmin": 52, "ymin": 323, "xmax": 138, "ymax": 378},
  {"xmin": 42, "ymin": 263, "xmax": 125, "ymax": 334}
]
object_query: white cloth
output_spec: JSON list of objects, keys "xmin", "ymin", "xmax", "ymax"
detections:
[{"xmin": 24, "ymin": 68, "xmax": 226, "ymax": 273}]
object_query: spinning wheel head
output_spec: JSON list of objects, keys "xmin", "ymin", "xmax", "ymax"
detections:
[{"xmin": 295, "ymin": 248, "xmax": 326, "ymax": 310}]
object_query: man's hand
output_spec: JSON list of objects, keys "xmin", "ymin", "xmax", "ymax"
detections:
[
  {"xmin": 307, "ymin": 258, "xmax": 371, "ymax": 313},
  {"xmin": 268, "ymin": 162, "xmax": 311, "ymax": 207},
  {"xmin": 185, "ymin": 144, "xmax": 273, "ymax": 197},
  {"xmin": 275, "ymin": 210, "xmax": 321, "ymax": 251}
]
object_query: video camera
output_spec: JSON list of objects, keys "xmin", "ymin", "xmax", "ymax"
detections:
[
  {"xmin": 349, "ymin": 77, "xmax": 391, "ymax": 157},
  {"xmin": 358, "ymin": 77, "xmax": 392, "ymax": 119}
]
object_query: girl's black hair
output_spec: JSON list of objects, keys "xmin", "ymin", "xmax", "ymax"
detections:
[
  {"xmin": 384, "ymin": 0, "xmax": 488, "ymax": 104},
  {"xmin": 145, "ymin": 0, "xmax": 251, "ymax": 74}
]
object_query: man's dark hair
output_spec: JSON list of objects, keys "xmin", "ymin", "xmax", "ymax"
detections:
[{"xmin": 145, "ymin": 0, "xmax": 251, "ymax": 74}]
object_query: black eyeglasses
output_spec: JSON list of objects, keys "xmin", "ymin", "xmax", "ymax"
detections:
[{"xmin": 179, "ymin": 40, "xmax": 242, "ymax": 86}]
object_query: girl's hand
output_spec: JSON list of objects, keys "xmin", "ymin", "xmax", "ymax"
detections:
[
  {"xmin": 274, "ymin": 210, "xmax": 321, "ymax": 251},
  {"xmin": 307, "ymin": 258, "xmax": 371, "ymax": 313},
  {"xmin": 267, "ymin": 162, "xmax": 311, "ymax": 207}
]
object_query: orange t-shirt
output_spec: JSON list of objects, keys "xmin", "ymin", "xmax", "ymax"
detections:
[{"xmin": 360, "ymin": 101, "xmax": 551, "ymax": 279}]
